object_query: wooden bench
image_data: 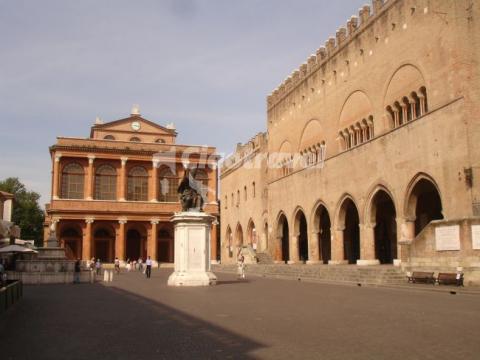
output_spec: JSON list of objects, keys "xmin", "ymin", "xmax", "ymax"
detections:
[
  {"xmin": 407, "ymin": 271, "xmax": 435, "ymax": 284},
  {"xmin": 437, "ymin": 272, "xmax": 464, "ymax": 286}
]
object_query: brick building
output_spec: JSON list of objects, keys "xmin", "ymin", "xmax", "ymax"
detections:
[
  {"xmin": 45, "ymin": 107, "xmax": 220, "ymax": 265},
  {"xmin": 221, "ymin": 0, "xmax": 480, "ymax": 281}
]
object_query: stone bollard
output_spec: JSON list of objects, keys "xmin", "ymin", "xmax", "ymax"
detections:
[
  {"xmin": 103, "ymin": 270, "xmax": 109, "ymax": 282},
  {"xmin": 108, "ymin": 270, "xmax": 113, "ymax": 282},
  {"xmin": 90, "ymin": 270, "xmax": 95, "ymax": 284}
]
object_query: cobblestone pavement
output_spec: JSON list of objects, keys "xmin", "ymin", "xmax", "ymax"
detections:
[{"xmin": 1, "ymin": 269, "xmax": 480, "ymax": 360}]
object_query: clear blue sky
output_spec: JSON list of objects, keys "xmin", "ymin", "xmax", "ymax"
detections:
[{"xmin": 0, "ymin": 0, "xmax": 367, "ymax": 205}]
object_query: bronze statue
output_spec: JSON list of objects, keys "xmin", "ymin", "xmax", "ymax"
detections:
[{"xmin": 178, "ymin": 168, "xmax": 205, "ymax": 212}]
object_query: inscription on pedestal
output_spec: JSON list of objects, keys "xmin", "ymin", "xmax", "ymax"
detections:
[
  {"xmin": 472, "ymin": 225, "xmax": 480, "ymax": 250},
  {"xmin": 435, "ymin": 225, "xmax": 460, "ymax": 251}
]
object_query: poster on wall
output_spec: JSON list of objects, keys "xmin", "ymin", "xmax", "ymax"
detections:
[
  {"xmin": 435, "ymin": 225, "xmax": 460, "ymax": 251},
  {"xmin": 472, "ymin": 225, "xmax": 480, "ymax": 250}
]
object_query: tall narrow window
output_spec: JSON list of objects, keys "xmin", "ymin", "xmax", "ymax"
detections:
[
  {"xmin": 252, "ymin": 182, "xmax": 256, "ymax": 198},
  {"xmin": 244, "ymin": 186, "xmax": 247, "ymax": 201},
  {"xmin": 95, "ymin": 165, "xmax": 117, "ymax": 200},
  {"xmin": 158, "ymin": 167, "xmax": 178, "ymax": 202},
  {"xmin": 61, "ymin": 163, "xmax": 84, "ymax": 199},
  {"xmin": 127, "ymin": 166, "xmax": 148, "ymax": 201}
]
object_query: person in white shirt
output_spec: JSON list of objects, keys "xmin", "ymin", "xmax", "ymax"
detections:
[{"xmin": 145, "ymin": 256, "xmax": 152, "ymax": 278}]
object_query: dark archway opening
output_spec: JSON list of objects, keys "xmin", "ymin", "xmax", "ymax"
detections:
[
  {"xmin": 126, "ymin": 229, "xmax": 142, "ymax": 261},
  {"xmin": 373, "ymin": 191, "xmax": 397, "ymax": 264},
  {"xmin": 318, "ymin": 207, "xmax": 331, "ymax": 264},
  {"xmin": 158, "ymin": 229, "xmax": 173, "ymax": 263},
  {"xmin": 61, "ymin": 227, "xmax": 82, "ymax": 260},
  {"xmin": 297, "ymin": 212, "xmax": 308, "ymax": 262},
  {"xmin": 343, "ymin": 199, "xmax": 360, "ymax": 264},
  {"xmin": 281, "ymin": 217, "xmax": 289, "ymax": 262},
  {"xmin": 94, "ymin": 228, "xmax": 114, "ymax": 262},
  {"xmin": 413, "ymin": 179, "xmax": 443, "ymax": 235}
]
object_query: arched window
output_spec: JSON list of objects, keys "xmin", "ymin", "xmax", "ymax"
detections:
[
  {"xmin": 155, "ymin": 138, "xmax": 166, "ymax": 144},
  {"xmin": 95, "ymin": 165, "xmax": 117, "ymax": 200},
  {"xmin": 252, "ymin": 182, "xmax": 256, "ymax": 198},
  {"xmin": 236, "ymin": 190, "xmax": 240, "ymax": 207},
  {"xmin": 104, "ymin": 135, "xmax": 115, "ymax": 140},
  {"xmin": 244, "ymin": 186, "xmax": 247, "ymax": 201},
  {"xmin": 127, "ymin": 166, "xmax": 148, "ymax": 201},
  {"xmin": 158, "ymin": 167, "xmax": 178, "ymax": 202},
  {"xmin": 231, "ymin": 193, "xmax": 234, "ymax": 207},
  {"xmin": 61, "ymin": 163, "xmax": 84, "ymax": 199},
  {"xmin": 130, "ymin": 137, "xmax": 141, "ymax": 142}
]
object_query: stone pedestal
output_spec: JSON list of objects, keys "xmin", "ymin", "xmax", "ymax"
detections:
[{"xmin": 167, "ymin": 212, "xmax": 217, "ymax": 287}]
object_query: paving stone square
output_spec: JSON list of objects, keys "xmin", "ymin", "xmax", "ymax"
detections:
[{"xmin": 1, "ymin": 269, "xmax": 480, "ymax": 360}]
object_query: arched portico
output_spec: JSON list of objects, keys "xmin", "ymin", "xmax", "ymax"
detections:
[
  {"xmin": 275, "ymin": 213, "xmax": 289, "ymax": 263},
  {"xmin": 247, "ymin": 219, "xmax": 257, "ymax": 251},
  {"xmin": 334, "ymin": 196, "xmax": 360, "ymax": 264},
  {"xmin": 93, "ymin": 225, "xmax": 115, "ymax": 262},
  {"xmin": 311, "ymin": 202, "xmax": 331, "ymax": 264},
  {"xmin": 126, "ymin": 224, "xmax": 147, "ymax": 261},
  {"xmin": 235, "ymin": 223, "xmax": 244, "ymax": 258},
  {"xmin": 368, "ymin": 189, "xmax": 398, "ymax": 264},
  {"xmin": 292, "ymin": 208, "xmax": 308, "ymax": 263},
  {"xmin": 59, "ymin": 225, "xmax": 83, "ymax": 260}
]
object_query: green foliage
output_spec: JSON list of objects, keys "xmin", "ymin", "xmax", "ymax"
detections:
[{"xmin": 0, "ymin": 177, "xmax": 45, "ymax": 246}]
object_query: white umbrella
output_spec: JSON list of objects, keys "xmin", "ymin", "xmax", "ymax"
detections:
[{"xmin": 0, "ymin": 244, "xmax": 38, "ymax": 253}]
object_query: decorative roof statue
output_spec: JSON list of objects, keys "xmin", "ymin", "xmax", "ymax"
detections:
[{"xmin": 177, "ymin": 168, "xmax": 206, "ymax": 212}]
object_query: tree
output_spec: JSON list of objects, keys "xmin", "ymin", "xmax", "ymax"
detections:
[{"xmin": 0, "ymin": 177, "xmax": 45, "ymax": 246}]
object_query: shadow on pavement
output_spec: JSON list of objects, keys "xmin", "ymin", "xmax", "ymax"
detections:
[{"xmin": 0, "ymin": 283, "xmax": 264, "ymax": 360}]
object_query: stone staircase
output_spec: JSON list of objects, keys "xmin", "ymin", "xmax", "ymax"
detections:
[
  {"xmin": 212, "ymin": 263, "xmax": 407, "ymax": 286},
  {"xmin": 256, "ymin": 252, "xmax": 274, "ymax": 264}
]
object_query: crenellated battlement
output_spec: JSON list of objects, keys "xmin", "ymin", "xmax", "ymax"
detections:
[
  {"xmin": 221, "ymin": 132, "xmax": 267, "ymax": 174},
  {"xmin": 267, "ymin": 0, "xmax": 397, "ymax": 110}
]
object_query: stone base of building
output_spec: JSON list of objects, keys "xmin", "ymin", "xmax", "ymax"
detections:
[
  {"xmin": 274, "ymin": 260, "xmax": 285, "ymax": 264},
  {"xmin": 306, "ymin": 260, "xmax": 321, "ymax": 265},
  {"xmin": 356, "ymin": 259, "xmax": 381, "ymax": 266},
  {"xmin": 328, "ymin": 260, "xmax": 349, "ymax": 265},
  {"xmin": 167, "ymin": 211, "xmax": 217, "ymax": 287},
  {"xmin": 393, "ymin": 259, "xmax": 402, "ymax": 266}
]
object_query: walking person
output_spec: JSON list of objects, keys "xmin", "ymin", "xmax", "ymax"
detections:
[
  {"xmin": 114, "ymin": 257, "xmax": 120, "ymax": 275},
  {"xmin": 237, "ymin": 255, "xmax": 246, "ymax": 280},
  {"xmin": 138, "ymin": 258, "xmax": 143, "ymax": 272},
  {"xmin": 95, "ymin": 259, "xmax": 102, "ymax": 275},
  {"xmin": 145, "ymin": 256, "xmax": 152, "ymax": 278},
  {"xmin": 74, "ymin": 259, "xmax": 81, "ymax": 284}
]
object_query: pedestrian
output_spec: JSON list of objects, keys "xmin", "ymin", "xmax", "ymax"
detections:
[
  {"xmin": 89, "ymin": 257, "xmax": 95, "ymax": 273},
  {"xmin": 138, "ymin": 258, "xmax": 143, "ymax": 272},
  {"xmin": 0, "ymin": 260, "xmax": 5, "ymax": 287},
  {"xmin": 74, "ymin": 259, "xmax": 81, "ymax": 284},
  {"xmin": 145, "ymin": 256, "xmax": 152, "ymax": 278},
  {"xmin": 237, "ymin": 255, "xmax": 246, "ymax": 280},
  {"xmin": 114, "ymin": 257, "xmax": 120, "ymax": 275},
  {"xmin": 95, "ymin": 259, "xmax": 101, "ymax": 275},
  {"xmin": 126, "ymin": 259, "xmax": 131, "ymax": 272}
]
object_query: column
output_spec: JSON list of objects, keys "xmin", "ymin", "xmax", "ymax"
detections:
[
  {"xmin": 119, "ymin": 157, "xmax": 128, "ymax": 201},
  {"xmin": 210, "ymin": 222, "xmax": 218, "ymax": 263},
  {"xmin": 150, "ymin": 159, "xmax": 159, "ymax": 202},
  {"xmin": 148, "ymin": 219, "xmax": 158, "ymax": 264},
  {"xmin": 357, "ymin": 223, "xmax": 380, "ymax": 265},
  {"xmin": 52, "ymin": 153, "xmax": 62, "ymax": 200},
  {"xmin": 288, "ymin": 234, "xmax": 299, "ymax": 264},
  {"xmin": 393, "ymin": 109, "xmax": 400, "ymax": 128},
  {"xmin": 274, "ymin": 236, "xmax": 283, "ymax": 263},
  {"xmin": 418, "ymin": 94, "xmax": 426, "ymax": 116},
  {"xmin": 410, "ymin": 99, "xmax": 417, "ymax": 119},
  {"xmin": 83, "ymin": 218, "xmax": 94, "ymax": 261},
  {"xmin": 329, "ymin": 228, "xmax": 347, "ymax": 265},
  {"xmin": 116, "ymin": 219, "xmax": 127, "ymax": 261},
  {"xmin": 86, "ymin": 155, "xmax": 95, "ymax": 200},
  {"xmin": 397, "ymin": 218, "xmax": 415, "ymax": 264},
  {"xmin": 307, "ymin": 231, "xmax": 320, "ymax": 264},
  {"xmin": 401, "ymin": 103, "xmax": 408, "ymax": 124}
]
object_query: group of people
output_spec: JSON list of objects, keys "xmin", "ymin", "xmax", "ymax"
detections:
[{"xmin": 116, "ymin": 256, "xmax": 153, "ymax": 278}]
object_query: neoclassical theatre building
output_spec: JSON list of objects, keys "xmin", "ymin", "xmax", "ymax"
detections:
[
  {"xmin": 44, "ymin": 107, "xmax": 220, "ymax": 265},
  {"xmin": 221, "ymin": 0, "xmax": 480, "ymax": 280}
]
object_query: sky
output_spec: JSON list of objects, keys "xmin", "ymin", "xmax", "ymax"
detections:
[{"xmin": 0, "ymin": 0, "xmax": 367, "ymax": 205}]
